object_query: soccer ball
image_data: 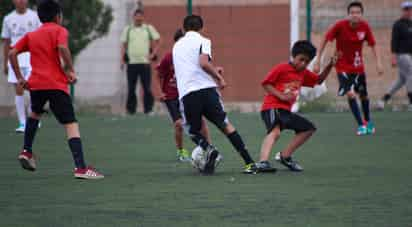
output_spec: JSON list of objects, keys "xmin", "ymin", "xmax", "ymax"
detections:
[{"xmin": 191, "ymin": 146, "xmax": 206, "ymax": 171}]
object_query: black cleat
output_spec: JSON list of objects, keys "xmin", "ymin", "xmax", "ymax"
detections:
[
  {"xmin": 279, "ymin": 156, "xmax": 303, "ymax": 172},
  {"xmin": 203, "ymin": 146, "xmax": 220, "ymax": 175}
]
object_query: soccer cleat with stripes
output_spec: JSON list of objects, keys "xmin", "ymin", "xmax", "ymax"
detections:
[
  {"xmin": 278, "ymin": 155, "xmax": 303, "ymax": 172},
  {"xmin": 74, "ymin": 166, "xmax": 104, "ymax": 180}
]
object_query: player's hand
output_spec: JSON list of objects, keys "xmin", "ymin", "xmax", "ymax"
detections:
[
  {"xmin": 278, "ymin": 92, "xmax": 295, "ymax": 102},
  {"xmin": 313, "ymin": 60, "xmax": 321, "ymax": 73},
  {"xmin": 216, "ymin": 66, "xmax": 224, "ymax": 75},
  {"xmin": 67, "ymin": 70, "xmax": 77, "ymax": 84},
  {"xmin": 217, "ymin": 77, "xmax": 227, "ymax": 90},
  {"xmin": 17, "ymin": 77, "xmax": 28, "ymax": 89},
  {"xmin": 158, "ymin": 92, "xmax": 166, "ymax": 101},
  {"xmin": 391, "ymin": 55, "xmax": 397, "ymax": 68},
  {"xmin": 377, "ymin": 63, "xmax": 384, "ymax": 76}
]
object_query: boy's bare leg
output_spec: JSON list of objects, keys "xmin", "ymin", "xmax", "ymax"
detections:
[
  {"xmin": 280, "ymin": 130, "xmax": 315, "ymax": 158},
  {"xmin": 259, "ymin": 126, "xmax": 281, "ymax": 161},
  {"xmin": 174, "ymin": 119, "xmax": 184, "ymax": 150}
]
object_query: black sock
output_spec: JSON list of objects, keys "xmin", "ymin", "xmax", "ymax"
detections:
[
  {"xmin": 361, "ymin": 99, "xmax": 371, "ymax": 122},
  {"xmin": 190, "ymin": 133, "xmax": 211, "ymax": 151},
  {"xmin": 348, "ymin": 98, "xmax": 363, "ymax": 126},
  {"xmin": 408, "ymin": 93, "xmax": 412, "ymax": 104},
  {"xmin": 23, "ymin": 118, "xmax": 39, "ymax": 153},
  {"xmin": 68, "ymin": 137, "xmax": 86, "ymax": 169},
  {"xmin": 227, "ymin": 131, "xmax": 254, "ymax": 165}
]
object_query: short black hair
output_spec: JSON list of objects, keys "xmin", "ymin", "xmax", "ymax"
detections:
[
  {"xmin": 291, "ymin": 40, "xmax": 317, "ymax": 60},
  {"xmin": 134, "ymin": 9, "xmax": 144, "ymax": 15},
  {"xmin": 37, "ymin": 0, "xmax": 62, "ymax": 23},
  {"xmin": 347, "ymin": 1, "xmax": 364, "ymax": 14},
  {"xmin": 183, "ymin": 15, "xmax": 203, "ymax": 32},
  {"xmin": 174, "ymin": 29, "xmax": 184, "ymax": 42}
]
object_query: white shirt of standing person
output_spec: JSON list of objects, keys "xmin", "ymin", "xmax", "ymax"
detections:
[
  {"xmin": 1, "ymin": 9, "xmax": 41, "ymax": 82},
  {"xmin": 172, "ymin": 31, "xmax": 218, "ymax": 100}
]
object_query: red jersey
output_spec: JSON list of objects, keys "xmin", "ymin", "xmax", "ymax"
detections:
[
  {"xmin": 14, "ymin": 23, "xmax": 69, "ymax": 94},
  {"xmin": 325, "ymin": 19, "xmax": 376, "ymax": 74},
  {"xmin": 261, "ymin": 63, "xmax": 319, "ymax": 111},
  {"xmin": 156, "ymin": 52, "xmax": 179, "ymax": 100}
]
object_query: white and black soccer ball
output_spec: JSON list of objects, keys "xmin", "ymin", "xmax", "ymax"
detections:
[{"xmin": 191, "ymin": 146, "xmax": 206, "ymax": 171}]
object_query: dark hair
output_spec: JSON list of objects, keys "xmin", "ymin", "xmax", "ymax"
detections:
[
  {"xmin": 183, "ymin": 15, "xmax": 203, "ymax": 32},
  {"xmin": 347, "ymin": 1, "xmax": 364, "ymax": 14},
  {"xmin": 134, "ymin": 9, "xmax": 144, "ymax": 15},
  {"xmin": 37, "ymin": 0, "xmax": 62, "ymax": 23},
  {"xmin": 174, "ymin": 29, "xmax": 184, "ymax": 42},
  {"xmin": 291, "ymin": 40, "xmax": 317, "ymax": 60}
]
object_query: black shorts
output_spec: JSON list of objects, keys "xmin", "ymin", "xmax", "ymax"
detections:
[
  {"xmin": 261, "ymin": 109, "xmax": 316, "ymax": 134},
  {"xmin": 30, "ymin": 90, "xmax": 77, "ymax": 124},
  {"xmin": 182, "ymin": 88, "xmax": 228, "ymax": 132},
  {"xmin": 164, "ymin": 98, "xmax": 181, "ymax": 122},
  {"xmin": 337, "ymin": 73, "xmax": 368, "ymax": 97}
]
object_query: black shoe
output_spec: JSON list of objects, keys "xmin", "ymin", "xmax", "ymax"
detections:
[
  {"xmin": 255, "ymin": 161, "xmax": 277, "ymax": 173},
  {"xmin": 203, "ymin": 146, "xmax": 220, "ymax": 175},
  {"xmin": 279, "ymin": 156, "xmax": 303, "ymax": 172}
]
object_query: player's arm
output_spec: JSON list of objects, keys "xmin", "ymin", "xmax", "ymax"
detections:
[
  {"xmin": 199, "ymin": 54, "xmax": 226, "ymax": 89},
  {"xmin": 262, "ymin": 84, "xmax": 294, "ymax": 102},
  {"xmin": 313, "ymin": 37, "xmax": 331, "ymax": 73},
  {"xmin": 318, "ymin": 54, "xmax": 338, "ymax": 84},
  {"xmin": 8, "ymin": 48, "xmax": 26, "ymax": 87},
  {"xmin": 2, "ymin": 38, "xmax": 11, "ymax": 76},
  {"xmin": 58, "ymin": 45, "xmax": 76, "ymax": 83},
  {"xmin": 370, "ymin": 45, "xmax": 383, "ymax": 75}
]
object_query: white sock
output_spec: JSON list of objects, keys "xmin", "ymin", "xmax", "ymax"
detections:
[{"xmin": 15, "ymin": 95, "xmax": 26, "ymax": 125}]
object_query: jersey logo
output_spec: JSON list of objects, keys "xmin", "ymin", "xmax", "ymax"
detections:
[{"xmin": 357, "ymin": 32, "xmax": 365, "ymax": 40}]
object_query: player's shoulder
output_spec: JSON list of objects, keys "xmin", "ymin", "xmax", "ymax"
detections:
[{"xmin": 3, "ymin": 10, "xmax": 17, "ymax": 22}]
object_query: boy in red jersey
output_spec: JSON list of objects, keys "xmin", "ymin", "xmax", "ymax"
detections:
[
  {"xmin": 8, "ymin": 0, "xmax": 103, "ymax": 179},
  {"xmin": 156, "ymin": 29, "xmax": 211, "ymax": 162},
  {"xmin": 255, "ymin": 41, "xmax": 336, "ymax": 172},
  {"xmin": 314, "ymin": 1, "xmax": 383, "ymax": 136}
]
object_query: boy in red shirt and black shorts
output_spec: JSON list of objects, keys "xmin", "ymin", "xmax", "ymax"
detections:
[
  {"xmin": 156, "ymin": 29, "xmax": 210, "ymax": 162},
  {"xmin": 256, "ymin": 41, "xmax": 336, "ymax": 172},
  {"xmin": 9, "ymin": 0, "xmax": 103, "ymax": 179},
  {"xmin": 314, "ymin": 1, "xmax": 383, "ymax": 136}
]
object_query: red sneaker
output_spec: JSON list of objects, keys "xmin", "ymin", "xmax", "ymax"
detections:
[
  {"xmin": 74, "ymin": 166, "xmax": 104, "ymax": 180},
  {"xmin": 18, "ymin": 150, "xmax": 36, "ymax": 171}
]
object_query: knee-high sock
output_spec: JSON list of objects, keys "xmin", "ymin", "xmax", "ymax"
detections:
[
  {"xmin": 348, "ymin": 98, "xmax": 363, "ymax": 126},
  {"xmin": 227, "ymin": 131, "xmax": 254, "ymax": 165},
  {"xmin": 361, "ymin": 99, "xmax": 371, "ymax": 122},
  {"xmin": 23, "ymin": 118, "xmax": 39, "ymax": 153},
  {"xmin": 68, "ymin": 137, "xmax": 87, "ymax": 169}
]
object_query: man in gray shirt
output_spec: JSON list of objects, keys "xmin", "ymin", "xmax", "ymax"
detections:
[{"xmin": 381, "ymin": 1, "xmax": 412, "ymax": 110}]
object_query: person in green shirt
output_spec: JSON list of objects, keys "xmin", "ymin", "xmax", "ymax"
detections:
[{"xmin": 120, "ymin": 9, "xmax": 161, "ymax": 114}]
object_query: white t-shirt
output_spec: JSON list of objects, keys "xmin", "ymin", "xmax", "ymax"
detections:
[
  {"xmin": 173, "ymin": 31, "xmax": 217, "ymax": 99},
  {"xmin": 1, "ymin": 9, "xmax": 41, "ymax": 67}
]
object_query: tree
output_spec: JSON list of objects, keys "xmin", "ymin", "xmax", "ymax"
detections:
[{"xmin": 1, "ymin": 0, "xmax": 113, "ymax": 61}]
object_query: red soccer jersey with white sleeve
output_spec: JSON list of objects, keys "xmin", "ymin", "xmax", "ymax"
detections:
[
  {"xmin": 325, "ymin": 19, "xmax": 376, "ymax": 74},
  {"xmin": 13, "ymin": 22, "xmax": 69, "ymax": 94},
  {"xmin": 261, "ymin": 63, "xmax": 319, "ymax": 111}
]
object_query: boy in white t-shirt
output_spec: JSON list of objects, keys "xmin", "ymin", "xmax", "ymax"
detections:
[{"xmin": 1, "ymin": 0, "xmax": 41, "ymax": 132}]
